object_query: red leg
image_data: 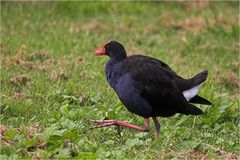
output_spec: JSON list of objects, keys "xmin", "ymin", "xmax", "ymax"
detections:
[{"xmin": 85, "ymin": 118, "xmax": 150, "ymax": 132}]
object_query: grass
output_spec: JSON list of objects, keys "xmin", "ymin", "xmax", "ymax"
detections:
[{"xmin": 0, "ymin": 1, "xmax": 239, "ymax": 159}]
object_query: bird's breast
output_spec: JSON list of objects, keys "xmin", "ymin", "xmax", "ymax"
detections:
[
  {"xmin": 106, "ymin": 70, "xmax": 121, "ymax": 89},
  {"xmin": 105, "ymin": 59, "xmax": 123, "ymax": 89}
]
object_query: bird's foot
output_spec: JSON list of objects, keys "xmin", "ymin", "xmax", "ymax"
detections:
[
  {"xmin": 84, "ymin": 118, "xmax": 150, "ymax": 132},
  {"xmin": 84, "ymin": 119, "xmax": 122, "ymax": 136}
]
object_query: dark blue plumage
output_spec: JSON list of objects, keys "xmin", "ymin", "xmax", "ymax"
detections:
[
  {"xmin": 91, "ymin": 40, "xmax": 212, "ymax": 138},
  {"xmin": 102, "ymin": 41, "xmax": 211, "ymax": 118}
]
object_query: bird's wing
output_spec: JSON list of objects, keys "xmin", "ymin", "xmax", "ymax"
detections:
[
  {"xmin": 124, "ymin": 55, "xmax": 192, "ymax": 91},
  {"xmin": 120, "ymin": 55, "xmax": 202, "ymax": 116},
  {"xmin": 124, "ymin": 55, "xmax": 180, "ymax": 79}
]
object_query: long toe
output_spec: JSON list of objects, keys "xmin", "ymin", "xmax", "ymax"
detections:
[
  {"xmin": 89, "ymin": 122, "xmax": 115, "ymax": 129},
  {"xmin": 86, "ymin": 118, "xmax": 151, "ymax": 132}
]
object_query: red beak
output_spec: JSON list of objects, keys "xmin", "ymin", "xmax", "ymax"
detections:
[{"xmin": 95, "ymin": 47, "xmax": 105, "ymax": 56}]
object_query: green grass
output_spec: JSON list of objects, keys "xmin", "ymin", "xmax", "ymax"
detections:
[{"xmin": 1, "ymin": 1, "xmax": 239, "ymax": 159}]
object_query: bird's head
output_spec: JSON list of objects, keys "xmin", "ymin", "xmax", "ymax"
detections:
[{"xmin": 95, "ymin": 40, "xmax": 127, "ymax": 59}]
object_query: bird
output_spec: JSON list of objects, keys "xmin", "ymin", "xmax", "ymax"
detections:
[{"xmin": 87, "ymin": 40, "xmax": 212, "ymax": 139}]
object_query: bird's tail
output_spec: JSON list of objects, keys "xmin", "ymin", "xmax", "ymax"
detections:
[
  {"xmin": 190, "ymin": 70, "xmax": 208, "ymax": 86},
  {"xmin": 178, "ymin": 103, "xmax": 203, "ymax": 115},
  {"xmin": 189, "ymin": 95, "xmax": 212, "ymax": 105},
  {"xmin": 186, "ymin": 104, "xmax": 203, "ymax": 115}
]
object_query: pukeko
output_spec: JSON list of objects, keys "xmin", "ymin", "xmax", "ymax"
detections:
[{"xmin": 87, "ymin": 40, "xmax": 211, "ymax": 139}]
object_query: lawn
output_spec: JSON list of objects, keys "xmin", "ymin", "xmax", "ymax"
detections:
[{"xmin": 0, "ymin": 1, "xmax": 239, "ymax": 159}]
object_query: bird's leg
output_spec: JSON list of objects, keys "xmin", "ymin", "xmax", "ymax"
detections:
[
  {"xmin": 85, "ymin": 118, "xmax": 150, "ymax": 132},
  {"xmin": 152, "ymin": 117, "xmax": 160, "ymax": 140}
]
